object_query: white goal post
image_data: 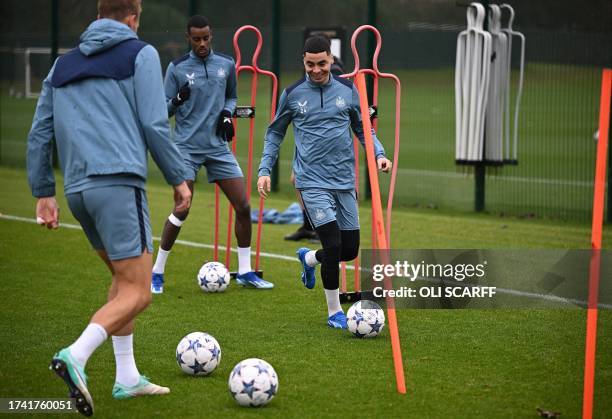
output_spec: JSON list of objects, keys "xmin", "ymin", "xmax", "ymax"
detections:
[{"xmin": 24, "ymin": 47, "xmax": 70, "ymax": 98}]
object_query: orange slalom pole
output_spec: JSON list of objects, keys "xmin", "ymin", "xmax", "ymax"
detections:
[
  {"xmin": 345, "ymin": 25, "xmax": 402, "ymax": 248},
  {"xmin": 356, "ymin": 72, "xmax": 406, "ymax": 394},
  {"xmin": 340, "ymin": 133, "xmax": 362, "ymax": 293},
  {"xmin": 246, "ymin": 72, "xmax": 258, "ymax": 202},
  {"xmin": 582, "ymin": 68, "xmax": 611, "ymax": 419},
  {"xmin": 214, "ymin": 184, "xmax": 220, "ymax": 261},
  {"xmin": 358, "ymin": 70, "xmax": 381, "ymax": 258},
  {"xmin": 341, "ymin": 131, "xmax": 364, "ymax": 293},
  {"xmin": 353, "ymin": 137, "xmax": 361, "ymax": 291},
  {"xmin": 225, "ymin": 136, "xmax": 238, "ymax": 269},
  {"xmin": 233, "ymin": 25, "xmax": 279, "ymax": 272},
  {"xmin": 254, "ymin": 70, "xmax": 278, "ymax": 272},
  {"xmin": 343, "ymin": 25, "xmax": 402, "ymax": 297},
  {"xmin": 226, "ymin": 65, "xmax": 257, "ymax": 270}
]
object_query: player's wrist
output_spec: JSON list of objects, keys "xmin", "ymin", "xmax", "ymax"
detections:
[{"xmin": 33, "ymin": 187, "xmax": 56, "ymax": 198}]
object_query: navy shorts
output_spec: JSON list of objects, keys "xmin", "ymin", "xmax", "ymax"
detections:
[
  {"xmin": 181, "ymin": 147, "xmax": 243, "ymax": 183},
  {"xmin": 299, "ymin": 188, "xmax": 359, "ymax": 230},
  {"xmin": 66, "ymin": 186, "xmax": 153, "ymax": 260}
]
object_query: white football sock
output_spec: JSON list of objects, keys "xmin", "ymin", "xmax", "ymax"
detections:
[
  {"xmin": 69, "ymin": 323, "xmax": 108, "ymax": 367},
  {"xmin": 324, "ymin": 288, "xmax": 342, "ymax": 316},
  {"xmin": 152, "ymin": 248, "xmax": 170, "ymax": 274},
  {"xmin": 112, "ymin": 334, "xmax": 141, "ymax": 387},
  {"xmin": 305, "ymin": 250, "xmax": 319, "ymax": 267},
  {"xmin": 237, "ymin": 247, "xmax": 252, "ymax": 275}
]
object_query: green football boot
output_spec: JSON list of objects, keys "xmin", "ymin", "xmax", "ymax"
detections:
[
  {"xmin": 112, "ymin": 375, "xmax": 170, "ymax": 400},
  {"xmin": 49, "ymin": 348, "xmax": 93, "ymax": 417}
]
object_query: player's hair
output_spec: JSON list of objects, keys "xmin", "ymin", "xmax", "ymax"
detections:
[
  {"xmin": 303, "ymin": 36, "xmax": 331, "ymax": 55},
  {"xmin": 187, "ymin": 15, "xmax": 210, "ymax": 33},
  {"xmin": 97, "ymin": 0, "xmax": 141, "ymax": 20}
]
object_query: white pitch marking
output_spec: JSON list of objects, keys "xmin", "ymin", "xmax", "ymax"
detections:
[{"xmin": 3, "ymin": 213, "xmax": 609, "ymax": 309}]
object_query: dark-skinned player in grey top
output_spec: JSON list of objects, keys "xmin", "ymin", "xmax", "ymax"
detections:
[{"xmin": 152, "ymin": 15, "xmax": 273, "ymax": 292}]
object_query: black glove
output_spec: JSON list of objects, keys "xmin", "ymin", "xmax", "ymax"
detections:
[
  {"xmin": 368, "ymin": 105, "xmax": 378, "ymax": 122},
  {"xmin": 171, "ymin": 82, "xmax": 191, "ymax": 106},
  {"xmin": 216, "ymin": 110, "xmax": 234, "ymax": 142}
]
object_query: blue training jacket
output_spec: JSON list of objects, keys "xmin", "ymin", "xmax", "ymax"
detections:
[
  {"xmin": 258, "ymin": 75, "xmax": 385, "ymax": 190},
  {"xmin": 165, "ymin": 50, "xmax": 237, "ymax": 153},
  {"xmin": 27, "ymin": 18, "xmax": 186, "ymax": 198}
]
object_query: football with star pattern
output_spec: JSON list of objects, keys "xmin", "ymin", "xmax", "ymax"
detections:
[
  {"xmin": 197, "ymin": 261, "xmax": 230, "ymax": 292},
  {"xmin": 176, "ymin": 332, "xmax": 222, "ymax": 376},
  {"xmin": 228, "ymin": 358, "xmax": 278, "ymax": 407},
  {"xmin": 347, "ymin": 300, "xmax": 386, "ymax": 338}
]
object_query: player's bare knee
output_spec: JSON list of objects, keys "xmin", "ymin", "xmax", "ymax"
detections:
[
  {"xmin": 140, "ymin": 291, "xmax": 152, "ymax": 311},
  {"xmin": 131, "ymin": 290, "xmax": 151, "ymax": 313},
  {"xmin": 234, "ymin": 201, "xmax": 251, "ymax": 220}
]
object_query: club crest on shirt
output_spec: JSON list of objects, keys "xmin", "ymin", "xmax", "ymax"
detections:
[
  {"xmin": 217, "ymin": 67, "xmax": 226, "ymax": 78},
  {"xmin": 314, "ymin": 208, "xmax": 326, "ymax": 221},
  {"xmin": 297, "ymin": 100, "xmax": 308, "ymax": 114},
  {"xmin": 186, "ymin": 72, "xmax": 196, "ymax": 85},
  {"xmin": 335, "ymin": 96, "xmax": 346, "ymax": 109}
]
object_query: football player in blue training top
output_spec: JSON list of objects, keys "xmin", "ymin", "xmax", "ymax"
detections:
[
  {"xmin": 151, "ymin": 15, "xmax": 274, "ymax": 292},
  {"xmin": 284, "ymin": 54, "xmax": 346, "ymax": 243},
  {"xmin": 27, "ymin": 0, "xmax": 192, "ymax": 415},
  {"xmin": 257, "ymin": 36, "xmax": 391, "ymax": 329}
]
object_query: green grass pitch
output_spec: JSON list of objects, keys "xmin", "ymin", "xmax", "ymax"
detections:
[
  {"xmin": 0, "ymin": 166, "xmax": 610, "ymax": 418},
  {"xmin": 2, "ymin": 63, "xmax": 603, "ymax": 220}
]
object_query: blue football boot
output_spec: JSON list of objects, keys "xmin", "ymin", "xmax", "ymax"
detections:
[
  {"xmin": 327, "ymin": 311, "xmax": 348, "ymax": 329},
  {"xmin": 151, "ymin": 272, "xmax": 164, "ymax": 294},
  {"xmin": 296, "ymin": 247, "xmax": 316, "ymax": 289},
  {"xmin": 236, "ymin": 271, "xmax": 274, "ymax": 289}
]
